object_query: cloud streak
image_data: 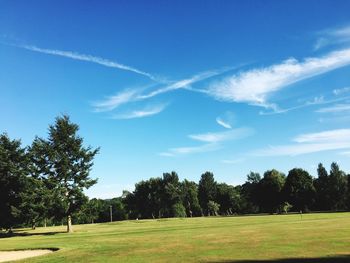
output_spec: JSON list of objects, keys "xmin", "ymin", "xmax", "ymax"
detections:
[
  {"xmin": 159, "ymin": 143, "xmax": 220, "ymax": 157},
  {"xmin": 314, "ymin": 25, "xmax": 350, "ymax": 50},
  {"xmin": 260, "ymin": 95, "xmax": 350, "ymax": 115},
  {"xmin": 188, "ymin": 128, "xmax": 253, "ymax": 143},
  {"xmin": 333, "ymin": 87, "xmax": 350, "ymax": 95},
  {"xmin": 216, "ymin": 117, "xmax": 232, "ymax": 129},
  {"xmin": 161, "ymin": 127, "xmax": 254, "ymax": 157},
  {"xmin": 207, "ymin": 48, "xmax": 350, "ymax": 108},
  {"xmin": 93, "ymin": 69, "xmax": 227, "ymax": 112},
  {"xmin": 111, "ymin": 104, "xmax": 167, "ymax": 119},
  {"xmin": 253, "ymin": 129, "xmax": 350, "ymax": 156},
  {"xmin": 18, "ymin": 44, "xmax": 156, "ymax": 80},
  {"xmin": 316, "ymin": 103, "xmax": 350, "ymax": 113}
]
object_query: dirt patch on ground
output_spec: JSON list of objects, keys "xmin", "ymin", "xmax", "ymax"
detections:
[{"xmin": 0, "ymin": 249, "xmax": 53, "ymax": 262}]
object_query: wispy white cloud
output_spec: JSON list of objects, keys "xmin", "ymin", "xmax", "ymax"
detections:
[
  {"xmin": 138, "ymin": 69, "xmax": 224, "ymax": 99},
  {"xmin": 111, "ymin": 104, "xmax": 167, "ymax": 119},
  {"xmin": 159, "ymin": 143, "xmax": 220, "ymax": 157},
  {"xmin": 316, "ymin": 103, "xmax": 350, "ymax": 113},
  {"xmin": 161, "ymin": 127, "xmax": 253, "ymax": 157},
  {"xmin": 333, "ymin": 87, "xmax": 350, "ymax": 95},
  {"xmin": 216, "ymin": 118, "xmax": 232, "ymax": 129},
  {"xmin": 17, "ymin": 44, "xmax": 157, "ymax": 80},
  {"xmin": 94, "ymin": 89, "xmax": 140, "ymax": 112},
  {"xmin": 314, "ymin": 25, "xmax": 350, "ymax": 50},
  {"xmin": 215, "ymin": 111, "xmax": 235, "ymax": 129},
  {"xmin": 188, "ymin": 128, "xmax": 253, "ymax": 143},
  {"xmin": 260, "ymin": 94, "xmax": 350, "ymax": 115},
  {"xmin": 207, "ymin": 48, "xmax": 350, "ymax": 108},
  {"xmin": 93, "ymin": 69, "xmax": 226, "ymax": 112},
  {"xmin": 253, "ymin": 129, "xmax": 350, "ymax": 156},
  {"xmin": 293, "ymin": 129, "xmax": 350, "ymax": 143}
]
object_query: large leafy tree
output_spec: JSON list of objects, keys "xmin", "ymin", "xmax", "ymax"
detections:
[
  {"xmin": 198, "ymin": 171, "xmax": 217, "ymax": 215},
  {"xmin": 314, "ymin": 163, "xmax": 331, "ymax": 210},
  {"xmin": 240, "ymin": 172, "xmax": 261, "ymax": 213},
  {"xmin": 20, "ymin": 138, "xmax": 56, "ymax": 229},
  {"xmin": 328, "ymin": 162, "xmax": 348, "ymax": 210},
  {"xmin": 181, "ymin": 179, "xmax": 202, "ymax": 217},
  {"xmin": 257, "ymin": 169, "xmax": 285, "ymax": 213},
  {"xmin": 216, "ymin": 183, "xmax": 240, "ymax": 215},
  {"xmin": 0, "ymin": 133, "xmax": 27, "ymax": 231},
  {"xmin": 161, "ymin": 172, "xmax": 184, "ymax": 217},
  {"xmin": 282, "ymin": 168, "xmax": 315, "ymax": 212},
  {"xmin": 18, "ymin": 176, "xmax": 47, "ymax": 229},
  {"xmin": 41, "ymin": 115, "xmax": 99, "ymax": 232}
]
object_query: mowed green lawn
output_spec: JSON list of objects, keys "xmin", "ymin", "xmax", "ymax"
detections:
[{"xmin": 1, "ymin": 213, "xmax": 350, "ymax": 263}]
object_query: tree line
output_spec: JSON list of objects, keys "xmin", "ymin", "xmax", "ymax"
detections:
[
  {"xmin": 74, "ymin": 161, "xmax": 349, "ymax": 224},
  {"xmin": 106, "ymin": 165, "xmax": 349, "ymax": 221},
  {"xmin": 1, "ymin": 116, "xmax": 350, "ymax": 233}
]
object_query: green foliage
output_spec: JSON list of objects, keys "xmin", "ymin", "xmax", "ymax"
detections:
[
  {"xmin": 314, "ymin": 163, "xmax": 331, "ymax": 210},
  {"xmin": 257, "ymin": 169, "xmax": 285, "ymax": 213},
  {"xmin": 41, "ymin": 115, "xmax": 99, "ymax": 231},
  {"xmin": 282, "ymin": 168, "xmax": 315, "ymax": 212},
  {"xmin": 172, "ymin": 202, "xmax": 186, "ymax": 218},
  {"xmin": 216, "ymin": 183, "xmax": 240, "ymax": 215},
  {"xmin": 198, "ymin": 172, "xmax": 217, "ymax": 215},
  {"xmin": 181, "ymin": 179, "xmax": 202, "ymax": 217},
  {"xmin": 328, "ymin": 162, "xmax": 348, "ymax": 210},
  {"xmin": 0, "ymin": 133, "xmax": 27, "ymax": 230},
  {"xmin": 239, "ymin": 172, "xmax": 261, "ymax": 213},
  {"xmin": 207, "ymin": 200, "xmax": 220, "ymax": 216},
  {"xmin": 162, "ymin": 172, "xmax": 182, "ymax": 217},
  {"xmin": 280, "ymin": 202, "xmax": 293, "ymax": 214}
]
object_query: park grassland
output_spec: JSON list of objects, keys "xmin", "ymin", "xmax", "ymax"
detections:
[{"xmin": 1, "ymin": 213, "xmax": 350, "ymax": 263}]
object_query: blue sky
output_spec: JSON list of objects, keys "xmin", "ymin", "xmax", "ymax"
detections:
[{"xmin": 1, "ymin": 0, "xmax": 350, "ymax": 198}]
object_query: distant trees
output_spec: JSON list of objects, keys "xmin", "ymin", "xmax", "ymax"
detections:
[
  {"xmin": 108, "ymin": 162, "xmax": 350, "ymax": 220},
  {"xmin": 198, "ymin": 172, "xmax": 217, "ymax": 216},
  {"xmin": 328, "ymin": 163, "xmax": 348, "ymax": 210},
  {"xmin": 282, "ymin": 168, "xmax": 315, "ymax": 212},
  {"xmin": 79, "ymin": 162, "xmax": 350, "ymax": 221},
  {"xmin": 181, "ymin": 179, "xmax": 202, "ymax": 217},
  {"xmin": 239, "ymin": 172, "xmax": 261, "ymax": 213},
  {"xmin": 216, "ymin": 183, "xmax": 240, "ymax": 215},
  {"xmin": 256, "ymin": 170, "xmax": 285, "ymax": 213},
  {"xmin": 314, "ymin": 163, "xmax": 331, "ymax": 210}
]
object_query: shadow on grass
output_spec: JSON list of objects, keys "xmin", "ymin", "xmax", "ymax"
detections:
[
  {"xmin": 0, "ymin": 247, "xmax": 60, "ymax": 252},
  {"xmin": 0, "ymin": 231, "xmax": 65, "ymax": 239},
  {"xmin": 210, "ymin": 255, "xmax": 350, "ymax": 263}
]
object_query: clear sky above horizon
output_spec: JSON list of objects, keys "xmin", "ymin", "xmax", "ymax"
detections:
[{"xmin": 1, "ymin": 0, "xmax": 350, "ymax": 198}]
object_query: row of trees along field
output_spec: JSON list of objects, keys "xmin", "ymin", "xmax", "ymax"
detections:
[
  {"xmin": 95, "ymin": 165, "xmax": 349, "ymax": 222},
  {"xmin": 1, "ymin": 116, "xmax": 350, "ymax": 233}
]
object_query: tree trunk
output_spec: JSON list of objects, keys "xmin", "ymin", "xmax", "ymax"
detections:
[
  {"xmin": 44, "ymin": 218, "xmax": 47, "ymax": 228},
  {"xmin": 67, "ymin": 215, "xmax": 73, "ymax": 233}
]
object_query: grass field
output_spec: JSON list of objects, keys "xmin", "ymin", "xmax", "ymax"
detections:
[{"xmin": 1, "ymin": 213, "xmax": 350, "ymax": 262}]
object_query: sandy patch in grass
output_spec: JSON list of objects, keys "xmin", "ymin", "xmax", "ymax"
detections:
[{"xmin": 0, "ymin": 249, "xmax": 53, "ymax": 262}]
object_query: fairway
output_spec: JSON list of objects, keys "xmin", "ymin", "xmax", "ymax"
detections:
[{"xmin": 1, "ymin": 213, "xmax": 350, "ymax": 262}]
